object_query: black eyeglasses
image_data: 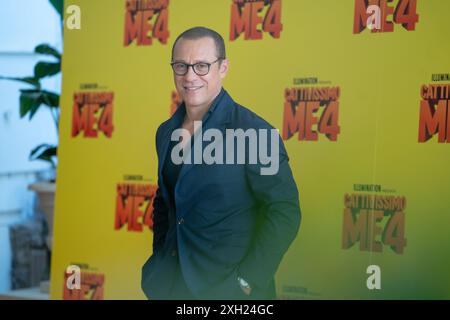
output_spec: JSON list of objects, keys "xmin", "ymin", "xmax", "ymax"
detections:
[{"xmin": 170, "ymin": 58, "xmax": 223, "ymax": 76}]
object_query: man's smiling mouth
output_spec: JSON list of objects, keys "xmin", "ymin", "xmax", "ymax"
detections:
[{"xmin": 184, "ymin": 86, "xmax": 203, "ymax": 91}]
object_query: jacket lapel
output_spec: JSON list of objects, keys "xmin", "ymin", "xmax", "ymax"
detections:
[{"xmin": 157, "ymin": 102, "xmax": 186, "ymax": 203}]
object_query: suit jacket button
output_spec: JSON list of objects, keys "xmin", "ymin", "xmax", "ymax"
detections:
[
  {"xmin": 171, "ymin": 250, "xmax": 177, "ymax": 257},
  {"xmin": 178, "ymin": 218, "xmax": 184, "ymax": 225}
]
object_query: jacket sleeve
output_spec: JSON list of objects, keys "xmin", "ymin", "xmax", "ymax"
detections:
[
  {"xmin": 152, "ymin": 126, "xmax": 169, "ymax": 254},
  {"xmin": 238, "ymin": 132, "xmax": 301, "ymax": 289}
]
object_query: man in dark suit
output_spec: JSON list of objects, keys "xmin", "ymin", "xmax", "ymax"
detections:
[{"xmin": 141, "ymin": 26, "xmax": 301, "ymax": 300}]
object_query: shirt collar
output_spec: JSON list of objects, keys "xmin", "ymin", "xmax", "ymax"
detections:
[
  {"xmin": 172, "ymin": 87, "xmax": 226, "ymax": 129},
  {"xmin": 201, "ymin": 87, "xmax": 225, "ymax": 122}
]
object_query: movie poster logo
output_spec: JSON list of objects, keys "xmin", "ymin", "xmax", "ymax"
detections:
[
  {"xmin": 283, "ymin": 84, "xmax": 340, "ymax": 142},
  {"xmin": 230, "ymin": 0, "xmax": 282, "ymax": 41},
  {"xmin": 115, "ymin": 179, "xmax": 157, "ymax": 232},
  {"xmin": 63, "ymin": 267, "xmax": 105, "ymax": 300},
  {"xmin": 353, "ymin": 0, "xmax": 419, "ymax": 34},
  {"xmin": 342, "ymin": 185, "xmax": 407, "ymax": 254},
  {"xmin": 72, "ymin": 91, "xmax": 114, "ymax": 138},
  {"xmin": 124, "ymin": 0, "xmax": 169, "ymax": 46},
  {"xmin": 418, "ymin": 82, "xmax": 450, "ymax": 143}
]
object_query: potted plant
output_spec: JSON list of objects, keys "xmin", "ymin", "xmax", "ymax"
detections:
[{"xmin": 0, "ymin": 0, "xmax": 63, "ymax": 252}]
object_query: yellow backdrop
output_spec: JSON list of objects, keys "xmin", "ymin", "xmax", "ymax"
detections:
[{"xmin": 51, "ymin": 0, "xmax": 450, "ymax": 299}]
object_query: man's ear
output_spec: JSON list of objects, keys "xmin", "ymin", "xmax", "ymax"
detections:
[{"xmin": 220, "ymin": 59, "xmax": 229, "ymax": 79}]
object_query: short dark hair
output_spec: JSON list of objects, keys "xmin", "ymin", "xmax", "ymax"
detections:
[{"xmin": 171, "ymin": 26, "xmax": 226, "ymax": 61}]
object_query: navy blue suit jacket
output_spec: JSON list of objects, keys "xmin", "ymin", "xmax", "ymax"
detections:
[{"xmin": 141, "ymin": 89, "xmax": 301, "ymax": 299}]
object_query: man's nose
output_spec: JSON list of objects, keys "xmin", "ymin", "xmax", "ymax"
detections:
[{"xmin": 184, "ymin": 65, "xmax": 198, "ymax": 81}]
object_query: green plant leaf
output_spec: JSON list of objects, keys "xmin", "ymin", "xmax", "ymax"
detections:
[
  {"xmin": 19, "ymin": 90, "xmax": 60, "ymax": 119},
  {"xmin": 41, "ymin": 90, "xmax": 60, "ymax": 107},
  {"xmin": 35, "ymin": 44, "xmax": 61, "ymax": 60},
  {"xmin": 0, "ymin": 76, "xmax": 41, "ymax": 89},
  {"xmin": 49, "ymin": 0, "xmax": 64, "ymax": 20},
  {"xmin": 34, "ymin": 61, "xmax": 61, "ymax": 79},
  {"xmin": 30, "ymin": 144, "xmax": 57, "ymax": 166},
  {"xmin": 19, "ymin": 90, "xmax": 41, "ymax": 118}
]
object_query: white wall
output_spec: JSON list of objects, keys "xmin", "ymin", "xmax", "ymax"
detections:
[{"xmin": 0, "ymin": 0, "xmax": 62, "ymax": 293}]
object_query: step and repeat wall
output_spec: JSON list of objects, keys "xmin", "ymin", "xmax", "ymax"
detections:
[{"xmin": 50, "ymin": 0, "xmax": 450, "ymax": 299}]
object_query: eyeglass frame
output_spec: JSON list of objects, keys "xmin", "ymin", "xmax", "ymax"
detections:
[{"xmin": 170, "ymin": 58, "xmax": 225, "ymax": 76}]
